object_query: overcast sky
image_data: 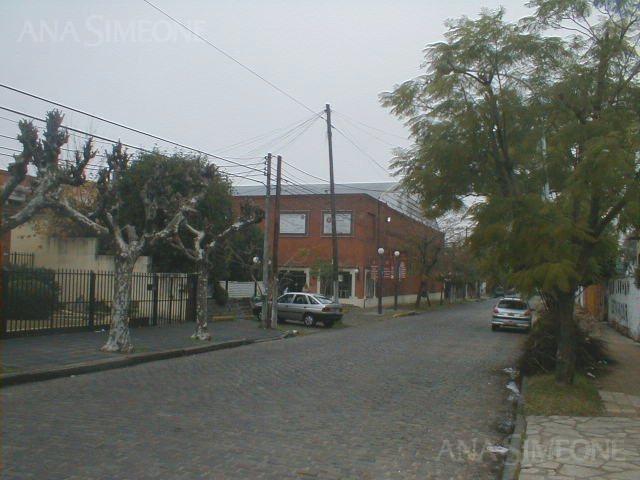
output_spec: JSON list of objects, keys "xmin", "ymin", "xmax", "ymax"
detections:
[{"xmin": 1, "ymin": 0, "xmax": 531, "ymax": 186}]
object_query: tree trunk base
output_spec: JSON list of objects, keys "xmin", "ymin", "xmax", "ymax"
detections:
[
  {"xmin": 191, "ymin": 325, "xmax": 211, "ymax": 341},
  {"xmin": 101, "ymin": 328, "xmax": 133, "ymax": 353}
]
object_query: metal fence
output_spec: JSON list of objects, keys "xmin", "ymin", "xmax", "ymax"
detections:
[
  {"xmin": 3, "ymin": 252, "xmax": 35, "ymax": 268},
  {"xmin": 1, "ymin": 268, "xmax": 197, "ymax": 337}
]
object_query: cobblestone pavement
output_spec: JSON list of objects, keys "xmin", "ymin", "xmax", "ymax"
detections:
[
  {"xmin": 1, "ymin": 300, "xmax": 524, "ymax": 479},
  {"xmin": 520, "ymin": 416, "xmax": 640, "ymax": 479},
  {"xmin": 1, "ymin": 319, "xmax": 281, "ymax": 373}
]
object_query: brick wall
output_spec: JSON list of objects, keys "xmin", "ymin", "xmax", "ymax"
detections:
[{"xmin": 234, "ymin": 192, "xmax": 443, "ymax": 302}]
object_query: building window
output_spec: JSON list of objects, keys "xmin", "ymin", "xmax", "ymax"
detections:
[
  {"xmin": 320, "ymin": 271, "xmax": 353, "ymax": 298},
  {"xmin": 280, "ymin": 212, "xmax": 308, "ymax": 235},
  {"xmin": 322, "ymin": 211, "xmax": 353, "ymax": 235}
]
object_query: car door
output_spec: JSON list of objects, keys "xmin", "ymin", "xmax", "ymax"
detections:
[
  {"xmin": 276, "ymin": 294, "xmax": 294, "ymax": 319},
  {"xmin": 289, "ymin": 294, "xmax": 308, "ymax": 320}
]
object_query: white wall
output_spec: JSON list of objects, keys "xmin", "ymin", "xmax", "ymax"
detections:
[
  {"xmin": 608, "ymin": 277, "xmax": 640, "ymax": 341},
  {"xmin": 11, "ymin": 222, "xmax": 150, "ymax": 273},
  {"xmin": 220, "ymin": 281, "xmax": 257, "ymax": 299}
]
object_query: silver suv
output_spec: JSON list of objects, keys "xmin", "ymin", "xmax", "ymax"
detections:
[{"xmin": 491, "ymin": 297, "xmax": 532, "ymax": 332}]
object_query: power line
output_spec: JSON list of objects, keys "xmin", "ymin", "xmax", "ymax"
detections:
[
  {"xmin": 280, "ymin": 159, "xmax": 398, "ymax": 194},
  {"xmin": 0, "ymin": 106, "xmax": 266, "ymax": 185},
  {"xmin": 333, "ymin": 110, "xmax": 409, "ymax": 141},
  {"xmin": 264, "ymin": 114, "xmax": 322, "ymax": 155},
  {"xmin": 142, "ymin": 0, "xmax": 318, "ymax": 115},
  {"xmin": 332, "ymin": 113, "xmax": 401, "ymax": 148},
  {"xmin": 243, "ymin": 113, "xmax": 322, "ymax": 157},
  {"xmin": 212, "ymin": 112, "xmax": 321, "ymax": 155},
  {"xmin": 0, "ymin": 85, "xmax": 265, "ymax": 172},
  {"xmin": 331, "ymin": 124, "xmax": 389, "ymax": 174}
]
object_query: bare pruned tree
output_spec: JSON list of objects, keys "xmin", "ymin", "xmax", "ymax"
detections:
[
  {"xmin": 54, "ymin": 145, "xmax": 200, "ymax": 352},
  {"xmin": 1, "ymin": 110, "xmax": 93, "ymax": 234},
  {"xmin": 170, "ymin": 196, "xmax": 263, "ymax": 341}
]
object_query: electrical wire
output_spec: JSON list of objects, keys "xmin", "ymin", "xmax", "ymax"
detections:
[
  {"xmin": 0, "ymin": 89, "xmax": 265, "ymax": 172},
  {"xmin": 0, "ymin": 105, "xmax": 266, "ymax": 185},
  {"xmin": 142, "ymin": 0, "xmax": 318, "ymax": 115},
  {"xmin": 332, "ymin": 110, "xmax": 409, "ymax": 141},
  {"xmin": 331, "ymin": 125, "xmax": 389, "ymax": 174},
  {"xmin": 212, "ymin": 112, "xmax": 322, "ymax": 155}
]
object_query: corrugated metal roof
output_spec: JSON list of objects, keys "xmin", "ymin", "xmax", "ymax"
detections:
[{"xmin": 233, "ymin": 182, "xmax": 438, "ymax": 230}]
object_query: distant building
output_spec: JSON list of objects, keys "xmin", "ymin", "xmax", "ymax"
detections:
[{"xmin": 234, "ymin": 182, "xmax": 443, "ymax": 307}]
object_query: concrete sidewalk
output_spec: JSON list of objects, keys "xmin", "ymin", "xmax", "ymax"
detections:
[
  {"xmin": 1, "ymin": 319, "xmax": 282, "ymax": 383},
  {"xmin": 518, "ymin": 325, "xmax": 640, "ymax": 479}
]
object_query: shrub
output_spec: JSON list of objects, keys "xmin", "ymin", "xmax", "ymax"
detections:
[
  {"xmin": 5, "ymin": 268, "xmax": 59, "ymax": 320},
  {"xmin": 213, "ymin": 282, "xmax": 228, "ymax": 306},
  {"xmin": 517, "ymin": 310, "xmax": 609, "ymax": 376}
]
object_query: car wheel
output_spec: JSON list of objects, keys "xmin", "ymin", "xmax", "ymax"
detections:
[
  {"xmin": 303, "ymin": 313, "xmax": 315, "ymax": 327},
  {"xmin": 491, "ymin": 324, "xmax": 499, "ymax": 331},
  {"xmin": 323, "ymin": 319, "xmax": 334, "ymax": 328}
]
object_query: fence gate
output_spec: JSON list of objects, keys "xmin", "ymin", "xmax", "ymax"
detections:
[{"xmin": 1, "ymin": 268, "xmax": 197, "ymax": 338}]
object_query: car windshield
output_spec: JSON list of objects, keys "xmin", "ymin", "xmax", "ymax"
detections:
[
  {"xmin": 312, "ymin": 295, "xmax": 334, "ymax": 304},
  {"xmin": 498, "ymin": 300, "xmax": 528, "ymax": 310}
]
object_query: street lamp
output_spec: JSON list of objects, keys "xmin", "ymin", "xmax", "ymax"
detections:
[
  {"xmin": 252, "ymin": 256, "xmax": 260, "ymax": 264},
  {"xmin": 393, "ymin": 250, "xmax": 400, "ymax": 310},
  {"xmin": 377, "ymin": 247, "xmax": 385, "ymax": 314}
]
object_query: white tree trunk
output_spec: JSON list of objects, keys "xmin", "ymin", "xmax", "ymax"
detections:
[
  {"xmin": 102, "ymin": 254, "xmax": 135, "ymax": 353},
  {"xmin": 192, "ymin": 261, "xmax": 212, "ymax": 341}
]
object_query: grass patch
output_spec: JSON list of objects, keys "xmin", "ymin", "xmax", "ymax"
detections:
[
  {"xmin": 525, "ymin": 374, "xmax": 604, "ymax": 416},
  {"xmin": 0, "ymin": 365, "xmax": 19, "ymax": 374}
]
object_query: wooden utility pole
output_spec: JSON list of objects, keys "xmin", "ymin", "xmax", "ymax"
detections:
[
  {"xmin": 325, "ymin": 103, "xmax": 340, "ymax": 302},
  {"xmin": 260, "ymin": 153, "xmax": 272, "ymax": 328},
  {"xmin": 270, "ymin": 155, "xmax": 282, "ymax": 329},
  {"xmin": 377, "ymin": 200, "xmax": 383, "ymax": 314}
]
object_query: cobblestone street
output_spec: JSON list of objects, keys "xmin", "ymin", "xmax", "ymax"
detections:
[{"xmin": 1, "ymin": 300, "xmax": 524, "ymax": 479}]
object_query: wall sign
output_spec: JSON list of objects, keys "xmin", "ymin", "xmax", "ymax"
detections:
[
  {"xmin": 323, "ymin": 212, "xmax": 352, "ymax": 235},
  {"xmin": 280, "ymin": 213, "xmax": 307, "ymax": 235}
]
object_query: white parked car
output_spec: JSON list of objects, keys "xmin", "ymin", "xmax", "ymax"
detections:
[{"xmin": 491, "ymin": 297, "xmax": 532, "ymax": 332}]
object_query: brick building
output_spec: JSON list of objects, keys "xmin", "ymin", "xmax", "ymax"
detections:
[{"xmin": 234, "ymin": 182, "xmax": 443, "ymax": 307}]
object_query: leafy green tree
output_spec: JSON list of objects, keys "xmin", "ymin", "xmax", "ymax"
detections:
[{"xmin": 382, "ymin": 1, "xmax": 640, "ymax": 384}]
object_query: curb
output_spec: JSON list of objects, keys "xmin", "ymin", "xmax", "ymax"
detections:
[
  {"xmin": 1, "ymin": 333, "xmax": 287, "ymax": 388},
  {"xmin": 392, "ymin": 310, "xmax": 418, "ymax": 318},
  {"xmin": 502, "ymin": 378, "xmax": 527, "ymax": 480}
]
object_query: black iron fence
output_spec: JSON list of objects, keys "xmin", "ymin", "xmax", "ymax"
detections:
[{"xmin": 0, "ymin": 268, "xmax": 198, "ymax": 337}]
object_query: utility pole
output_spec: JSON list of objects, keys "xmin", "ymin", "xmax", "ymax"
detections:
[
  {"xmin": 377, "ymin": 201, "xmax": 383, "ymax": 315},
  {"xmin": 325, "ymin": 103, "xmax": 340, "ymax": 302},
  {"xmin": 394, "ymin": 251, "xmax": 400, "ymax": 310},
  {"xmin": 260, "ymin": 154, "xmax": 272, "ymax": 328},
  {"xmin": 270, "ymin": 155, "xmax": 282, "ymax": 329}
]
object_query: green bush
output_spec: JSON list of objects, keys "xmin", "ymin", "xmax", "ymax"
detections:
[
  {"xmin": 213, "ymin": 282, "xmax": 228, "ymax": 306},
  {"xmin": 5, "ymin": 269, "xmax": 59, "ymax": 320},
  {"xmin": 518, "ymin": 311, "xmax": 609, "ymax": 376}
]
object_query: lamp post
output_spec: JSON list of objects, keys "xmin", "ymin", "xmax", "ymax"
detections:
[
  {"xmin": 393, "ymin": 250, "xmax": 400, "ymax": 310},
  {"xmin": 252, "ymin": 256, "xmax": 260, "ymax": 297},
  {"xmin": 377, "ymin": 247, "xmax": 385, "ymax": 314}
]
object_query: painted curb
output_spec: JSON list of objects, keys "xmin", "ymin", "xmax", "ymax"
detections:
[
  {"xmin": 502, "ymin": 378, "xmax": 527, "ymax": 480},
  {"xmin": 1, "ymin": 334, "xmax": 287, "ymax": 388}
]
